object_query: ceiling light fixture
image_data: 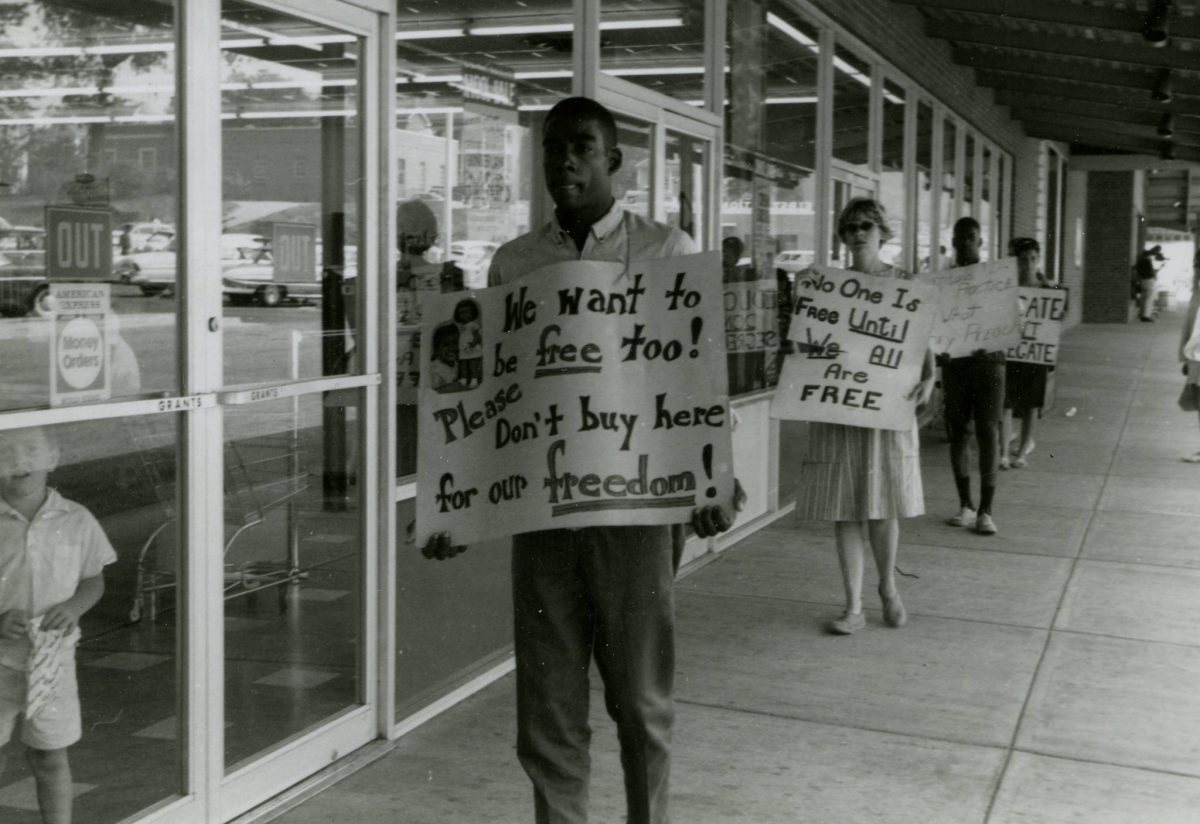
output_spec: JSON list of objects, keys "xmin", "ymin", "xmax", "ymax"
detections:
[
  {"xmin": 1157, "ymin": 113, "xmax": 1175, "ymax": 137},
  {"xmin": 1152, "ymin": 69, "xmax": 1173, "ymax": 102},
  {"xmin": 466, "ymin": 17, "xmax": 683, "ymax": 37},
  {"xmin": 468, "ymin": 22, "xmax": 573, "ymax": 36},
  {"xmin": 396, "ymin": 28, "xmax": 465, "ymax": 40},
  {"xmin": 1143, "ymin": 0, "xmax": 1171, "ymax": 47},
  {"xmin": 766, "ymin": 12, "xmax": 817, "ymax": 49}
]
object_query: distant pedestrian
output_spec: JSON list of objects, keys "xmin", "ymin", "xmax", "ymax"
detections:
[
  {"xmin": 1180, "ymin": 248, "xmax": 1200, "ymax": 463},
  {"xmin": 1135, "ymin": 244, "xmax": 1166, "ymax": 322}
]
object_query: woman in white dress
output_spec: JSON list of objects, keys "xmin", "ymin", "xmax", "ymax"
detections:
[{"xmin": 793, "ymin": 198, "xmax": 934, "ymax": 634}]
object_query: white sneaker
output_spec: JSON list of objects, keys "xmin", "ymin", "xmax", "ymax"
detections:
[
  {"xmin": 945, "ymin": 506, "xmax": 976, "ymax": 527},
  {"xmin": 999, "ymin": 457, "xmax": 1010, "ymax": 470},
  {"xmin": 975, "ymin": 512, "xmax": 997, "ymax": 535}
]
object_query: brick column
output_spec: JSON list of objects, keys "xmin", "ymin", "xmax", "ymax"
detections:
[{"xmin": 1083, "ymin": 171, "xmax": 1139, "ymax": 323}]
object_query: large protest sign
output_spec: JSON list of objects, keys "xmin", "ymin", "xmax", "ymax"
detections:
[
  {"xmin": 923, "ymin": 259, "xmax": 1021, "ymax": 357},
  {"xmin": 416, "ymin": 252, "xmax": 735, "ymax": 547},
  {"xmin": 723, "ymin": 279, "xmax": 778, "ymax": 353},
  {"xmin": 770, "ymin": 266, "xmax": 937, "ymax": 431},
  {"xmin": 1006, "ymin": 287, "xmax": 1068, "ymax": 366}
]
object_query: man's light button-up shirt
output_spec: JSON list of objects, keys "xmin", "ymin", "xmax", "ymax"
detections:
[{"xmin": 488, "ymin": 201, "xmax": 697, "ymax": 287}]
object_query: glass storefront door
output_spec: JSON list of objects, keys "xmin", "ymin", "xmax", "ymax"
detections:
[
  {"xmin": 211, "ymin": 1, "xmax": 381, "ymax": 819},
  {"xmin": 0, "ymin": 0, "xmax": 385, "ymax": 821}
]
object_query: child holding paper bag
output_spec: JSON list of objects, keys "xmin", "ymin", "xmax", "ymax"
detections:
[
  {"xmin": 793, "ymin": 198, "xmax": 934, "ymax": 635},
  {"xmin": 0, "ymin": 426, "xmax": 115, "ymax": 824}
]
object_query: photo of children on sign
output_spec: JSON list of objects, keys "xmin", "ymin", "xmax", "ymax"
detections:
[
  {"xmin": 922, "ymin": 259, "xmax": 1022, "ymax": 358},
  {"xmin": 429, "ymin": 298, "xmax": 486, "ymax": 394},
  {"xmin": 416, "ymin": 252, "xmax": 735, "ymax": 547},
  {"xmin": 1006, "ymin": 287, "xmax": 1068, "ymax": 366},
  {"xmin": 770, "ymin": 266, "xmax": 938, "ymax": 431},
  {"xmin": 453, "ymin": 299, "xmax": 484, "ymax": 388}
]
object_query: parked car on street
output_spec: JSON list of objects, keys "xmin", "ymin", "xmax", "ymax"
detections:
[
  {"xmin": 223, "ymin": 241, "xmax": 357, "ymax": 307},
  {"xmin": 115, "ymin": 233, "xmax": 267, "ymax": 295},
  {"xmin": 775, "ymin": 249, "xmax": 814, "ymax": 275},
  {"xmin": 0, "ymin": 225, "xmax": 50, "ymax": 317},
  {"xmin": 446, "ymin": 240, "xmax": 498, "ymax": 290}
]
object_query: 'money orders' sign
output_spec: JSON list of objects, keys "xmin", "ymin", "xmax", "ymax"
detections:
[{"xmin": 49, "ymin": 282, "xmax": 111, "ymax": 406}]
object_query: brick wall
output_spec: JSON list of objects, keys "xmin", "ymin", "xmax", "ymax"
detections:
[{"xmin": 1083, "ymin": 171, "xmax": 1138, "ymax": 323}]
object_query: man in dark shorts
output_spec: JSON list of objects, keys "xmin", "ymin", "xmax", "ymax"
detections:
[{"xmin": 941, "ymin": 217, "xmax": 1005, "ymax": 535}]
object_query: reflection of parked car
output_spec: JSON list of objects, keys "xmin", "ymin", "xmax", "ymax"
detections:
[
  {"xmin": 223, "ymin": 242, "xmax": 357, "ymax": 307},
  {"xmin": 114, "ymin": 234, "xmax": 267, "ymax": 295},
  {"xmin": 0, "ymin": 226, "xmax": 50, "ymax": 317},
  {"xmin": 447, "ymin": 241, "xmax": 498, "ymax": 290},
  {"xmin": 775, "ymin": 249, "xmax": 814, "ymax": 275},
  {"xmin": 115, "ymin": 241, "xmax": 180, "ymax": 294}
]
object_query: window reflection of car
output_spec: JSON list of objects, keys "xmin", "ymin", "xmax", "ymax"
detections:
[
  {"xmin": 446, "ymin": 241, "xmax": 498, "ymax": 290},
  {"xmin": 223, "ymin": 242, "xmax": 357, "ymax": 307},
  {"xmin": 114, "ymin": 240, "xmax": 180, "ymax": 294},
  {"xmin": 775, "ymin": 250, "xmax": 814, "ymax": 275},
  {"xmin": 0, "ymin": 226, "xmax": 50, "ymax": 317},
  {"xmin": 114, "ymin": 233, "xmax": 266, "ymax": 295}
]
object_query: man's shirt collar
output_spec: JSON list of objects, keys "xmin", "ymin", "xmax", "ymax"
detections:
[{"xmin": 550, "ymin": 200, "xmax": 624, "ymax": 245}]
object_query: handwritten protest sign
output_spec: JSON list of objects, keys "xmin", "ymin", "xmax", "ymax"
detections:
[
  {"xmin": 724, "ymin": 279, "xmax": 778, "ymax": 353},
  {"xmin": 1006, "ymin": 287, "xmax": 1068, "ymax": 366},
  {"xmin": 922, "ymin": 259, "xmax": 1021, "ymax": 357},
  {"xmin": 416, "ymin": 252, "xmax": 735, "ymax": 547},
  {"xmin": 770, "ymin": 267, "xmax": 937, "ymax": 431}
]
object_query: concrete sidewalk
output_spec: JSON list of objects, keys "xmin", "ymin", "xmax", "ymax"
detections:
[{"xmin": 274, "ymin": 310, "xmax": 1200, "ymax": 823}]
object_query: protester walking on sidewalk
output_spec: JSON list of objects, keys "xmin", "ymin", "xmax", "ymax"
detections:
[
  {"xmin": 793, "ymin": 198, "xmax": 934, "ymax": 636},
  {"xmin": 1000, "ymin": 237, "xmax": 1060, "ymax": 469},
  {"xmin": 1180, "ymin": 248, "xmax": 1200, "ymax": 463},
  {"xmin": 940, "ymin": 217, "xmax": 1006, "ymax": 535},
  {"xmin": 424, "ymin": 96, "xmax": 736, "ymax": 824}
]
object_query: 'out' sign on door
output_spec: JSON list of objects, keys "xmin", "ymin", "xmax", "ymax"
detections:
[
  {"xmin": 272, "ymin": 222, "xmax": 317, "ymax": 282},
  {"xmin": 46, "ymin": 206, "xmax": 112, "ymax": 281}
]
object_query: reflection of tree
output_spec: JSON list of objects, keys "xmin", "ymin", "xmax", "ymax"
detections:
[{"xmin": 0, "ymin": 2, "xmax": 175, "ymax": 201}]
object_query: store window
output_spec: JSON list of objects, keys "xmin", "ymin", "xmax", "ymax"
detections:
[
  {"xmin": 963, "ymin": 132, "xmax": 976, "ymax": 219},
  {"xmin": 600, "ymin": 0, "xmax": 707, "ymax": 107},
  {"xmin": 393, "ymin": 0, "xmax": 569, "ymax": 718},
  {"xmin": 980, "ymin": 144, "xmax": 993, "ymax": 261},
  {"xmin": 996, "ymin": 152, "xmax": 1008, "ymax": 257},
  {"xmin": 613, "ymin": 115, "xmax": 653, "ymax": 217},
  {"xmin": 217, "ymin": 1, "xmax": 367, "ymax": 776},
  {"xmin": 721, "ymin": 5, "xmax": 819, "ymax": 397},
  {"xmin": 0, "ymin": 1, "xmax": 179, "ymax": 413},
  {"xmin": 0, "ymin": 418, "xmax": 183, "ymax": 824},
  {"xmin": 915, "ymin": 101, "xmax": 935, "ymax": 271},
  {"xmin": 832, "ymin": 45, "xmax": 872, "ymax": 174},
  {"xmin": 667, "ymin": 130, "xmax": 708, "ymax": 243},
  {"xmin": 218, "ymin": 9, "xmax": 360, "ymax": 385},
  {"xmin": 940, "ymin": 117, "xmax": 957, "ymax": 259},
  {"xmin": 879, "ymin": 78, "xmax": 906, "ymax": 267}
]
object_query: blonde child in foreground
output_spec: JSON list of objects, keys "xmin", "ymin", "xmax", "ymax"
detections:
[{"xmin": 0, "ymin": 427, "xmax": 115, "ymax": 824}]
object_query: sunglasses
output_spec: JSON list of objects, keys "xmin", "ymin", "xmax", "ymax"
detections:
[{"xmin": 840, "ymin": 220, "xmax": 876, "ymax": 234}]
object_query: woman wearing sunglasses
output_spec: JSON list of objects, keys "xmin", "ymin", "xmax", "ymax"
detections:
[{"xmin": 793, "ymin": 198, "xmax": 934, "ymax": 635}]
